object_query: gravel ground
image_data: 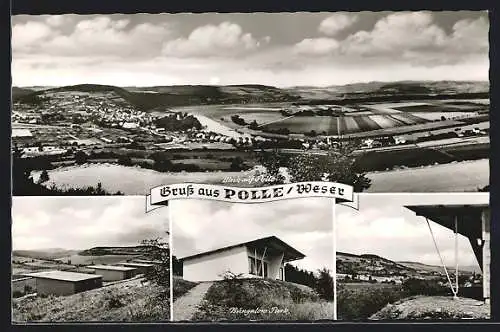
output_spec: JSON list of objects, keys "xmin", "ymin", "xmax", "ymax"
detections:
[{"xmin": 370, "ymin": 296, "xmax": 490, "ymax": 320}]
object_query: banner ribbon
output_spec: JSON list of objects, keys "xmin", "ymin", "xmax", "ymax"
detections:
[{"xmin": 145, "ymin": 181, "xmax": 358, "ymax": 212}]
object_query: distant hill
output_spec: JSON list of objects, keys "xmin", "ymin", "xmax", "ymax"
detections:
[
  {"xmin": 397, "ymin": 261, "xmax": 481, "ymax": 274},
  {"xmin": 286, "ymin": 80, "xmax": 489, "ymax": 101},
  {"xmin": 13, "ymin": 248, "xmax": 79, "ymax": 260},
  {"xmin": 337, "ymin": 252, "xmax": 477, "ymax": 278},
  {"xmin": 78, "ymin": 245, "xmax": 160, "ymax": 256},
  {"xmin": 12, "ymin": 87, "xmax": 35, "ymax": 98},
  {"xmin": 13, "ymin": 84, "xmax": 299, "ymax": 111},
  {"xmin": 13, "ymin": 81, "xmax": 488, "ymax": 111}
]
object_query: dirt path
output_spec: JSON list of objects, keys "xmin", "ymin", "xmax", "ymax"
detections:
[{"xmin": 173, "ymin": 282, "xmax": 213, "ymax": 321}]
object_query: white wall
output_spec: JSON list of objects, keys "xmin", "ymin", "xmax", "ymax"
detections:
[{"xmin": 183, "ymin": 245, "xmax": 249, "ymax": 282}]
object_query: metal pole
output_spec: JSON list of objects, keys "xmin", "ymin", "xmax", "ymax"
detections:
[
  {"xmin": 333, "ymin": 200, "xmax": 338, "ymax": 320},
  {"xmin": 261, "ymin": 247, "xmax": 268, "ymax": 278},
  {"xmin": 254, "ymin": 248, "xmax": 257, "ymax": 276},
  {"xmin": 455, "ymin": 215, "xmax": 459, "ymax": 299}
]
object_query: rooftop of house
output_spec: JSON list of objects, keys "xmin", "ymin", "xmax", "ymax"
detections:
[
  {"xmin": 26, "ymin": 270, "xmax": 102, "ymax": 282},
  {"xmin": 180, "ymin": 235, "xmax": 306, "ymax": 263},
  {"xmin": 87, "ymin": 265, "xmax": 137, "ymax": 272},
  {"xmin": 118, "ymin": 262, "xmax": 154, "ymax": 268}
]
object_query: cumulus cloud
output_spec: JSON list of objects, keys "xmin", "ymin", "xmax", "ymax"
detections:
[
  {"xmin": 293, "ymin": 37, "xmax": 340, "ymax": 56},
  {"xmin": 341, "ymin": 12, "xmax": 447, "ymax": 56},
  {"xmin": 162, "ymin": 22, "xmax": 263, "ymax": 57},
  {"xmin": 12, "ymin": 16, "xmax": 173, "ymax": 58},
  {"xmin": 340, "ymin": 12, "xmax": 488, "ymax": 60},
  {"xmin": 12, "ymin": 21, "xmax": 53, "ymax": 52},
  {"xmin": 319, "ymin": 13, "xmax": 358, "ymax": 36},
  {"xmin": 12, "ymin": 197, "xmax": 169, "ymax": 250},
  {"xmin": 447, "ymin": 16, "xmax": 489, "ymax": 54},
  {"xmin": 10, "ymin": 12, "xmax": 489, "ymax": 87},
  {"xmin": 45, "ymin": 15, "xmax": 70, "ymax": 27}
]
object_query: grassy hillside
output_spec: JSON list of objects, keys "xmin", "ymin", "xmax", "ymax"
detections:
[
  {"xmin": 191, "ymin": 278, "xmax": 334, "ymax": 321},
  {"xmin": 12, "ymin": 278, "xmax": 170, "ymax": 322}
]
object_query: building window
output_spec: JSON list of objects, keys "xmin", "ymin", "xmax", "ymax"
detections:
[{"xmin": 248, "ymin": 256, "xmax": 268, "ymax": 277}]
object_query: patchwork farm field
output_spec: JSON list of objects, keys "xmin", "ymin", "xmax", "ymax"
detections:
[{"xmin": 177, "ymin": 99, "xmax": 488, "ymax": 137}]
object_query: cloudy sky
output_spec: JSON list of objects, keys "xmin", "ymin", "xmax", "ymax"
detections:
[
  {"xmin": 12, "ymin": 11, "xmax": 488, "ymax": 87},
  {"xmin": 12, "ymin": 196, "xmax": 169, "ymax": 251},
  {"xmin": 337, "ymin": 193, "xmax": 489, "ymax": 268},
  {"xmin": 171, "ymin": 198, "xmax": 333, "ymax": 272}
]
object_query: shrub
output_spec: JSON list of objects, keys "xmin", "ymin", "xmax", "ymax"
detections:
[
  {"xmin": 337, "ymin": 284, "xmax": 407, "ymax": 320},
  {"xmin": 402, "ymin": 278, "xmax": 448, "ymax": 296}
]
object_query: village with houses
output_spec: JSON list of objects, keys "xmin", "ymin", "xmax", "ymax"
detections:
[{"xmin": 11, "ymin": 80, "xmax": 490, "ymax": 195}]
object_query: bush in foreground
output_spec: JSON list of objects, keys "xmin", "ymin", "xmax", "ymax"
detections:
[{"xmin": 191, "ymin": 277, "xmax": 333, "ymax": 321}]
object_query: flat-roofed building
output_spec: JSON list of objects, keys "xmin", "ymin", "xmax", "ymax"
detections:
[
  {"xmin": 118, "ymin": 262, "xmax": 154, "ymax": 275},
  {"xmin": 26, "ymin": 270, "xmax": 103, "ymax": 296},
  {"xmin": 87, "ymin": 265, "xmax": 137, "ymax": 281},
  {"xmin": 132, "ymin": 259, "xmax": 163, "ymax": 266},
  {"xmin": 12, "ymin": 276, "xmax": 36, "ymax": 295}
]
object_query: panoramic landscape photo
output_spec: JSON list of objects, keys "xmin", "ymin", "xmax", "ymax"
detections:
[
  {"xmin": 170, "ymin": 198, "xmax": 335, "ymax": 321},
  {"xmin": 11, "ymin": 11, "xmax": 489, "ymax": 194},
  {"xmin": 335, "ymin": 193, "xmax": 490, "ymax": 320},
  {"xmin": 11, "ymin": 196, "xmax": 170, "ymax": 323}
]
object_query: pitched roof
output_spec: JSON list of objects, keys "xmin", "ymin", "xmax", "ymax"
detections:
[{"xmin": 180, "ymin": 236, "xmax": 305, "ymax": 262}]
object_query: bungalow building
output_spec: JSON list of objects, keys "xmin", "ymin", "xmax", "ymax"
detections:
[
  {"xmin": 26, "ymin": 270, "xmax": 103, "ymax": 296},
  {"xmin": 406, "ymin": 200, "xmax": 490, "ymax": 303},
  {"xmin": 180, "ymin": 236, "xmax": 305, "ymax": 282},
  {"xmin": 118, "ymin": 262, "xmax": 154, "ymax": 275},
  {"xmin": 12, "ymin": 276, "xmax": 36, "ymax": 295},
  {"xmin": 87, "ymin": 265, "xmax": 137, "ymax": 281}
]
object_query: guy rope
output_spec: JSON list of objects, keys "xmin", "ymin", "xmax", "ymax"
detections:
[{"xmin": 425, "ymin": 216, "xmax": 459, "ymax": 299}]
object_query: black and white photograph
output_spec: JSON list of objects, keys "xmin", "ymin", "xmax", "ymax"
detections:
[
  {"xmin": 335, "ymin": 193, "xmax": 490, "ymax": 320},
  {"xmin": 11, "ymin": 196, "xmax": 170, "ymax": 323},
  {"xmin": 11, "ymin": 11, "xmax": 489, "ymax": 195},
  {"xmin": 170, "ymin": 198, "xmax": 335, "ymax": 321}
]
